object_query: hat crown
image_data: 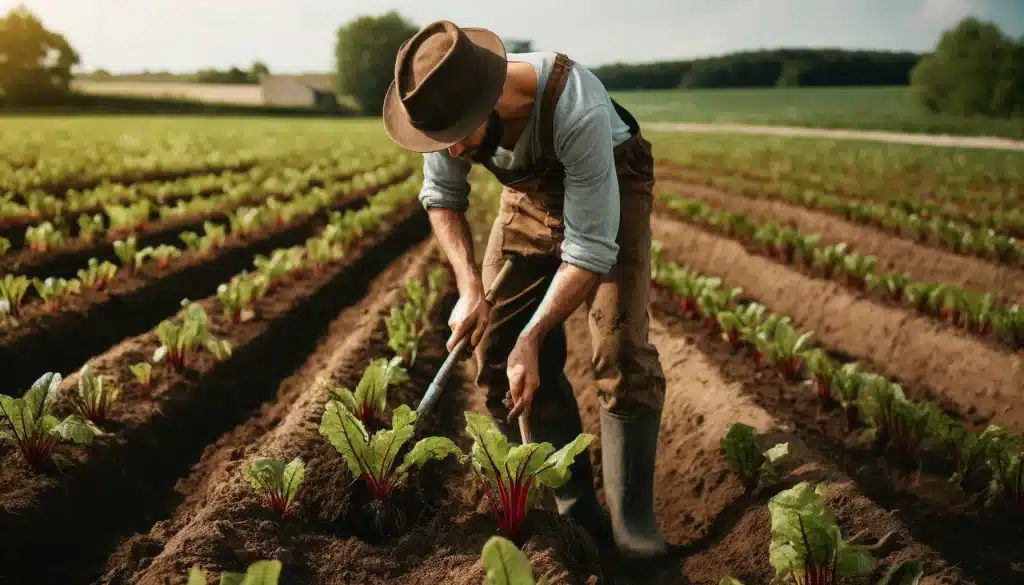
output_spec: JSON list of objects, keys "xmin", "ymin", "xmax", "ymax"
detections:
[{"xmin": 395, "ymin": 21, "xmax": 495, "ymax": 131}]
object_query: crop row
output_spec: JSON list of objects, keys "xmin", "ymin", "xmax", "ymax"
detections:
[
  {"xmin": 0, "ymin": 146, "xmax": 397, "ymax": 251},
  {"xmin": 650, "ymin": 131, "xmax": 1023, "ymax": 206},
  {"xmin": 658, "ymin": 194, "xmax": 1024, "ymax": 349},
  {"xmin": 0, "ymin": 156, "xmax": 411, "ymax": 330},
  {"xmin": 659, "ymin": 168, "xmax": 1022, "ymax": 265},
  {"xmin": 650, "ymin": 245, "xmax": 1024, "ymax": 517},
  {"xmin": 0, "ymin": 118, "xmax": 393, "ymax": 195},
  {"xmin": 0, "ymin": 169, "xmax": 434, "ymax": 583}
]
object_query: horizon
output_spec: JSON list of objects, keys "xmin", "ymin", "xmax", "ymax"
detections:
[{"xmin": 7, "ymin": 0, "xmax": 1024, "ymax": 73}]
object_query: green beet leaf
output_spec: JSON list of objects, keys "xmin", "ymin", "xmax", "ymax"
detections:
[
  {"xmin": 481, "ymin": 535, "xmax": 547, "ymax": 585},
  {"xmin": 319, "ymin": 401, "xmax": 461, "ymax": 501},
  {"xmin": 768, "ymin": 482, "xmax": 873, "ymax": 584},
  {"xmin": 187, "ymin": 559, "xmax": 282, "ymax": 585},
  {"xmin": 0, "ymin": 372, "xmax": 99, "ymax": 470},
  {"xmin": 326, "ymin": 356, "xmax": 409, "ymax": 423},
  {"xmin": 721, "ymin": 422, "xmax": 789, "ymax": 491},
  {"xmin": 247, "ymin": 457, "xmax": 305, "ymax": 518},
  {"xmin": 464, "ymin": 411, "xmax": 595, "ymax": 540}
]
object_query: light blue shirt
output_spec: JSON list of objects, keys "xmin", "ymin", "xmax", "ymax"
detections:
[{"xmin": 418, "ymin": 52, "xmax": 633, "ymax": 274}]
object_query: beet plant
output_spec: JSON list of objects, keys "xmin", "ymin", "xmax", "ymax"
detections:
[
  {"xmin": 247, "ymin": 457, "xmax": 305, "ymax": 518},
  {"xmin": 721, "ymin": 422, "xmax": 790, "ymax": 492},
  {"xmin": 319, "ymin": 402, "xmax": 460, "ymax": 502},
  {"xmin": 324, "ymin": 356, "xmax": 409, "ymax": 426},
  {"xmin": 860, "ymin": 378, "xmax": 931, "ymax": 463},
  {"xmin": 130, "ymin": 362, "xmax": 153, "ymax": 395},
  {"xmin": 68, "ymin": 364, "xmax": 122, "ymax": 424},
  {"xmin": 805, "ymin": 349, "xmax": 835, "ymax": 403},
  {"xmin": 0, "ymin": 372, "xmax": 99, "ymax": 470},
  {"xmin": 463, "ymin": 411, "xmax": 595, "ymax": 541},
  {"xmin": 187, "ymin": 559, "xmax": 281, "ymax": 585},
  {"xmin": 153, "ymin": 300, "xmax": 233, "ymax": 371},
  {"xmin": 768, "ymin": 482, "xmax": 873, "ymax": 585},
  {"xmin": 984, "ymin": 431, "xmax": 1024, "ymax": 513}
]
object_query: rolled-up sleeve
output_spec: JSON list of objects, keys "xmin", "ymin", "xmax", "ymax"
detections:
[
  {"xmin": 419, "ymin": 151, "xmax": 472, "ymax": 212},
  {"xmin": 556, "ymin": 104, "xmax": 620, "ymax": 274}
]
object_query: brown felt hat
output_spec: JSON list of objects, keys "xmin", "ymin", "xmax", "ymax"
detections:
[{"xmin": 383, "ymin": 20, "xmax": 507, "ymax": 153}]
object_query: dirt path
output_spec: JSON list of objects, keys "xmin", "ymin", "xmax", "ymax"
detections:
[
  {"xmin": 654, "ymin": 178, "xmax": 1024, "ymax": 305},
  {"xmin": 645, "ymin": 122, "xmax": 1024, "ymax": 151},
  {"xmin": 650, "ymin": 212, "xmax": 1024, "ymax": 432}
]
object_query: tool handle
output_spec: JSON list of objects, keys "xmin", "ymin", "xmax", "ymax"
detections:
[{"xmin": 416, "ymin": 258, "xmax": 514, "ymax": 419}]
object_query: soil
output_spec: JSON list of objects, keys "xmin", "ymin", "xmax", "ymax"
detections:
[
  {"xmin": 650, "ymin": 212, "xmax": 1024, "ymax": 433},
  {"xmin": 0, "ymin": 173, "xmax": 409, "ymax": 395},
  {"xmin": 652, "ymin": 175, "xmax": 1024, "ymax": 305},
  {"xmin": 101, "ymin": 240, "xmax": 605, "ymax": 585},
  {"xmin": 0, "ymin": 199, "xmax": 430, "ymax": 585}
]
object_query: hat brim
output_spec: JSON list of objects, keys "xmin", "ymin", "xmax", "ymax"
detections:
[{"xmin": 383, "ymin": 28, "xmax": 507, "ymax": 153}]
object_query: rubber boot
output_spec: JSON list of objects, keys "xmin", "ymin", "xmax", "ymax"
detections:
[
  {"xmin": 600, "ymin": 407, "xmax": 668, "ymax": 559},
  {"xmin": 526, "ymin": 375, "xmax": 614, "ymax": 549}
]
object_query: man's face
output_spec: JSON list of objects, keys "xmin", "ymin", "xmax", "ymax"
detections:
[{"xmin": 447, "ymin": 118, "xmax": 489, "ymax": 161}]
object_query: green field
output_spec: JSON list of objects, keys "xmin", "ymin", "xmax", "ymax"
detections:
[{"xmin": 611, "ymin": 86, "xmax": 1024, "ymax": 139}]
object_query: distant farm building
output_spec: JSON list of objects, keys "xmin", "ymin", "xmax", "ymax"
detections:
[{"xmin": 259, "ymin": 74, "xmax": 339, "ymax": 109}]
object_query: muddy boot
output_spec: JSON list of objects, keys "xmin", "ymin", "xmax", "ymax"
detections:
[{"xmin": 600, "ymin": 408, "xmax": 668, "ymax": 559}]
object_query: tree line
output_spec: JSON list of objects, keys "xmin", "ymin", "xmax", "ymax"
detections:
[
  {"xmin": 591, "ymin": 49, "xmax": 921, "ymax": 90},
  {"xmin": 1, "ymin": 5, "xmax": 1021, "ymax": 119}
]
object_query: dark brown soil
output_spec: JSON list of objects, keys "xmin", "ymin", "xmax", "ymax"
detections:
[
  {"xmin": 653, "ymin": 176, "xmax": 1024, "ymax": 305},
  {"xmin": 105, "ymin": 241, "xmax": 604, "ymax": 585},
  {"xmin": 0, "ymin": 173, "xmax": 410, "ymax": 395},
  {"xmin": 0, "ymin": 199, "xmax": 430, "ymax": 585},
  {"xmin": 651, "ymin": 212, "xmax": 1024, "ymax": 433}
]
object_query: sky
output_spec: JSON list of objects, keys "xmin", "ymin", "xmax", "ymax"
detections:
[{"xmin": 6, "ymin": 0, "xmax": 1024, "ymax": 73}]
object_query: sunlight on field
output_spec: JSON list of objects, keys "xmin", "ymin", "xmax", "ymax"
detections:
[{"xmin": 72, "ymin": 80, "xmax": 265, "ymax": 105}]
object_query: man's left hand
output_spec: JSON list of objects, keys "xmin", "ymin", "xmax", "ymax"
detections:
[{"xmin": 506, "ymin": 333, "xmax": 541, "ymax": 422}]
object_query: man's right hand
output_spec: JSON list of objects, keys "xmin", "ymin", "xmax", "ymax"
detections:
[{"xmin": 447, "ymin": 283, "xmax": 491, "ymax": 353}]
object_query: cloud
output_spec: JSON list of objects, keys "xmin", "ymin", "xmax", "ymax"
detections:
[{"xmin": 916, "ymin": 0, "xmax": 981, "ymax": 24}]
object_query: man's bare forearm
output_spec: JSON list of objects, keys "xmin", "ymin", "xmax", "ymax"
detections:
[
  {"xmin": 427, "ymin": 208, "xmax": 481, "ymax": 295},
  {"xmin": 519, "ymin": 262, "xmax": 599, "ymax": 344}
]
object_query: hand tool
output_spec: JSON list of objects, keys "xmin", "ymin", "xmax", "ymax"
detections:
[{"xmin": 416, "ymin": 257, "xmax": 515, "ymax": 422}]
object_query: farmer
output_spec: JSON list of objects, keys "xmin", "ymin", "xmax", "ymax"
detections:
[{"xmin": 382, "ymin": 20, "xmax": 668, "ymax": 558}]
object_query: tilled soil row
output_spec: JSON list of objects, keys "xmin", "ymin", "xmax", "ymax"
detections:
[
  {"xmin": 651, "ymin": 291, "xmax": 1020, "ymax": 585},
  {"xmin": 653, "ymin": 175, "xmax": 1024, "ymax": 305},
  {"xmin": 559, "ymin": 307, "xmax": 974, "ymax": 585},
  {"xmin": 110, "ymin": 241, "xmax": 604, "ymax": 585},
  {"xmin": 650, "ymin": 213, "xmax": 1024, "ymax": 433},
  {"xmin": 0, "ymin": 199, "xmax": 430, "ymax": 585},
  {"xmin": 651, "ymin": 188, "xmax": 1020, "ymax": 352},
  {"xmin": 0, "ymin": 173, "xmax": 410, "ymax": 395}
]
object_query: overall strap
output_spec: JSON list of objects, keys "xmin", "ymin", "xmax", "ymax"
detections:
[{"xmin": 538, "ymin": 52, "xmax": 574, "ymax": 160}]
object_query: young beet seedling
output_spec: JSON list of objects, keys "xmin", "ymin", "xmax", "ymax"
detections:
[
  {"xmin": 720, "ymin": 423, "xmax": 790, "ymax": 492},
  {"xmin": 187, "ymin": 559, "xmax": 281, "ymax": 585},
  {"xmin": 464, "ymin": 411, "xmax": 595, "ymax": 542},
  {"xmin": 319, "ymin": 402, "xmax": 461, "ymax": 503},
  {"xmin": 246, "ymin": 457, "xmax": 305, "ymax": 518},
  {"xmin": 324, "ymin": 356, "xmax": 409, "ymax": 428},
  {"xmin": 0, "ymin": 372, "xmax": 99, "ymax": 470},
  {"xmin": 768, "ymin": 482, "xmax": 873, "ymax": 585},
  {"xmin": 129, "ymin": 362, "xmax": 153, "ymax": 395},
  {"xmin": 481, "ymin": 535, "xmax": 547, "ymax": 585}
]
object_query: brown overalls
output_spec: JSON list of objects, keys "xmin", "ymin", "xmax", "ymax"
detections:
[{"xmin": 474, "ymin": 53, "xmax": 667, "ymax": 431}]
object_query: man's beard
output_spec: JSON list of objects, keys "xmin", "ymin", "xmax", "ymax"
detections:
[{"xmin": 470, "ymin": 110, "xmax": 504, "ymax": 163}]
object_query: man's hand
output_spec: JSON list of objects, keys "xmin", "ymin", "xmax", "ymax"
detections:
[
  {"xmin": 506, "ymin": 333, "xmax": 541, "ymax": 421},
  {"xmin": 447, "ymin": 283, "xmax": 491, "ymax": 353}
]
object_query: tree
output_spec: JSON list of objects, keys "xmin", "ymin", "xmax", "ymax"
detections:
[
  {"xmin": 910, "ymin": 17, "xmax": 1023, "ymax": 117},
  {"xmin": 251, "ymin": 60, "xmax": 270, "ymax": 80},
  {"xmin": 0, "ymin": 4, "xmax": 80, "ymax": 105},
  {"xmin": 334, "ymin": 11, "xmax": 418, "ymax": 115}
]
